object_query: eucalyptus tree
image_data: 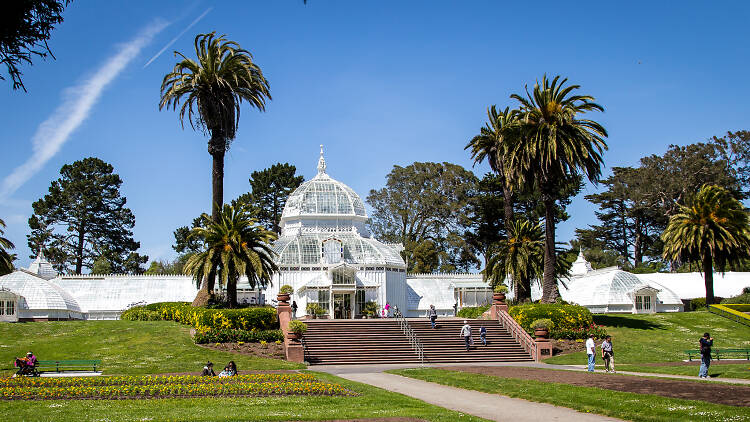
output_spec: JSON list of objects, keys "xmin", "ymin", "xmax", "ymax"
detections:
[
  {"xmin": 159, "ymin": 32, "xmax": 271, "ymax": 223},
  {"xmin": 0, "ymin": 218, "xmax": 15, "ymax": 276},
  {"xmin": 466, "ymin": 106, "xmax": 518, "ymax": 229},
  {"xmin": 661, "ymin": 185, "xmax": 750, "ymax": 304},
  {"xmin": 183, "ymin": 203, "xmax": 278, "ymax": 307},
  {"xmin": 504, "ymin": 75, "xmax": 608, "ymax": 302}
]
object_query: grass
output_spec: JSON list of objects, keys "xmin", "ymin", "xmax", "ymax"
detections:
[
  {"xmin": 0, "ymin": 320, "xmax": 302, "ymax": 376},
  {"xmin": 390, "ymin": 368, "xmax": 749, "ymax": 422},
  {"xmin": 545, "ymin": 311, "xmax": 750, "ymax": 368},
  {"xmin": 0, "ymin": 371, "xmax": 487, "ymax": 422},
  {"xmin": 614, "ymin": 363, "xmax": 750, "ymax": 380}
]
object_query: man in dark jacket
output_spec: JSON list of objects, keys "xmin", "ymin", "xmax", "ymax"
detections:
[{"xmin": 699, "ymin": 332, "xmax": 713, "ymax": 378}]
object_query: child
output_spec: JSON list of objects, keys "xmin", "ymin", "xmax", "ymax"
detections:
[{"xmin": 201, "ymin": 361, "xmax": 215, "ymax": 376}]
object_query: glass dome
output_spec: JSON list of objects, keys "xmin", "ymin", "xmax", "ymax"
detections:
[
  {"xmin": 280, "ymin": 146, "xmax": 367, "ymax": 222},
  {"xmin": 0, "ymin": 270, "xmax": 82, "ymax": 313},
  {"xmin": 273, "ymin": 233, "xmax": 404, "ymax": 267}
]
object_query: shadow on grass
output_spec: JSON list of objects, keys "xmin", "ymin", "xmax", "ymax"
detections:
[{"xmin": 593, "ymin": 315, "xmax": 662, "ymax": 330}]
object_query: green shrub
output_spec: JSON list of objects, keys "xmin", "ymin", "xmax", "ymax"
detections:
[
  {"xmin": 721, "ymin": 290, "xmax": 750, "ymax": 304},
  {"xmin": 509, "ymin": 303, "xmax": 593, "ymax": 333},
  {"xmin": 306, "ymin": 303, "xmax": 327, "ymax": 316},
  {"xmin": 193, "ymin": 328, "xmax": 283, "ymax": 344},
  {"xmin": 690, "ymin": 297, "xmax": 706, "ymax": 310},
  {"xmin": 120, "ymin": 308, "xmax": 161, "ymax": 321},
  {"xmin": 288, "ymin": 320, "xmax": 307, "ymax": 334},
  {"xmin": 494, "ymin": 284, "xmax": 509, "ymax": 294},
  {"xmin": 457, "ymin": 305, "xmax": 490, "ymax": 319},
  {"xmin": 551, "ymin": 324, "xmax": 608, "ymax": 340},
  {"xmin": 122, "ymin": 302, "xmax": 278, "ymax": 331},
  {"xmin": 279, "ymin": 285, "xmax": 294, "ymax": 295},
  {"xmin": 530, "ymin": 318, "xmax": 554, "ymax": 330},
  {"xmin": 362, "ymin": 301, "xmax": 378, "ymax": 317}
]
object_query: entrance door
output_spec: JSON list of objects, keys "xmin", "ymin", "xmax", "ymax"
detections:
[{"xmin": 333, "ymin": 293, "xmax": 352, "ymax": 319}]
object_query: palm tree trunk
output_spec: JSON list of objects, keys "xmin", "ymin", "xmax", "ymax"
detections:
[
  {"xmin": 227, "ymin": 277, "xmax": 237, "ymax": 308},
  {"xmin": 518, "ymin": 276, "xmax": 532, "ymax": 302},
  {"xmin": 702, "ymin": 254, "xmax": 715, "ymax": 305},
  {"xmin": 541, "ymin": 192, "xmax": 559, "ymax": 303},
  {"xmin": 208, "ymin": 134, "xmax": 226, "ymax": 223},
  {"xmin": 498, "ymin": 167, "xmax": 515, "ymax": 230}
]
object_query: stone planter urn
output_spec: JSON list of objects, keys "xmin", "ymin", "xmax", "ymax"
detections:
[
  {"xmin": 277, "ymin": 293, "xmax": 290, "ymax": 306},
  {"xmin": 287, "ymin": 332, "xmax": 302, "ymax": 341},
  {"xmin": 493, "ymin": 293, "xmax": 506, "ymax": 304},
  {"xmin": 534, "ymin": 328, "xmax": 549, "ymax": 339}
]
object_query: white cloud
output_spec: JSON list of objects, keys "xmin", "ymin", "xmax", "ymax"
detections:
[{"xmin": 0, "ymin": 20, "xmax": 168, "ymax": 202}]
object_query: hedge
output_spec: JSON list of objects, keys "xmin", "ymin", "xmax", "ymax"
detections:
[
  {"xmin": 193, "ymin": 328, "xmax": 284, "ymax": 344},
  {"xmin": 509, "ymin": 303, "xmax": 593, "ymax": 332},
  {"xmin": 551, "ymin": 324, "xmax": 608, "ymax": 340},
  {"xmin": 121, "ymin": 302, "xmax": 279, "ymax": 331},
  {"xmin": 457, "ymin": 305, "xmax": 490, "ymax": 319}
]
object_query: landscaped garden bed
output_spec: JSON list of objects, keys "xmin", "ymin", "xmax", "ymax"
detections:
[
  {"xmin": 0, "ymin": 373, "xmax": 354, "ymax": 400},
  {"xmin": 201, "ymin": 340, "xmax": 285, "ymax": 360}
]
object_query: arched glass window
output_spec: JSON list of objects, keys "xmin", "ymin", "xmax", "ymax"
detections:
[{"xmin": 322, "ymin": 238, "xmax": 343, "ymax": 264}]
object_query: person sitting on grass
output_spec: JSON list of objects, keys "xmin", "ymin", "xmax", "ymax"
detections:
[
  {"xmin": 201, "ymin": 361, "xmax": 215, "ymax": 376},
  {"xmin": 218, "ymin": 361, "xmax": 237, "ymax": 377}
]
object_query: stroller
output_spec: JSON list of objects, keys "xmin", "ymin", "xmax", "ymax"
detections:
[{"xmin": 14, "ymin": 357, "xmax": 39, "ymax": 377}]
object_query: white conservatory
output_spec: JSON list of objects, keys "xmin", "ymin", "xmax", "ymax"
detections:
[{"xmin": 266, "ymin": 147, "xmax": 408, "ymax": 318}]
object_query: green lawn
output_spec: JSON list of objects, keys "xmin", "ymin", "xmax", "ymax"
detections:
[
  {"xmin": 0, "ymin": 320, "xmax": 302, "ymax": 375},
  {"xmin": 0, "ymin": 371, "xmax": 487, "ymax": 422},
  {"xmin": 390, "ymin": 368, "xmax": 749, "ymax": 422},
  {"xmin": 545, "ymin": 311, "xmax": 750, "ymax": 368},
  {"xmin": 614, "ymin": 363, "xmax": 750, "ymax": 380}
]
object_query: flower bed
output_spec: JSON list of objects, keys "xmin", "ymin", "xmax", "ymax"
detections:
[
  {"xmin": 509, "ymin": 303, "xmax": 606, "ymax": 339},
  {"xmin": 0, "ymin": 374, "xmax": 353, "ymax": 400},
  {"xmin": 122, "ymin": 302, "xmax": 278, "ymax": 331}
]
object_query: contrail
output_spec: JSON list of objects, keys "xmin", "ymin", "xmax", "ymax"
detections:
[
  {"xmin": 0, "ymin": 20, "xmax": 168, "ymax": 202},
  {"xmin": 143, "ymin": 7, "xmax": 213, "ymax": 68}
]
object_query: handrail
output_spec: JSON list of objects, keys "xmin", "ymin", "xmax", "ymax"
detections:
[
  {"xmin": 392, "ymin": 306, "xmax": 425, "ymax": 365},
  {"xmin": 708, "ymin": 304, "xmax": 750, "ymax": 327},
  {"xmin": 497, "ymin": 309, "xmax": 537, "ymax": 361}
]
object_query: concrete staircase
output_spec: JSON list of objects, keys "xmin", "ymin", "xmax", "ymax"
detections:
[{"xmin": 302, "ymin": 318, "xmax": 533, "ymax": 365}]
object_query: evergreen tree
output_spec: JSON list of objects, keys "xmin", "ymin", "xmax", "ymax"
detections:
[
  {"xmin": 27, "ymin": 157, "xmax": 144, "ymax": 274},
  {"xmin": 234, "ymin": 163, "xmax": 303, "ymax": 234}
]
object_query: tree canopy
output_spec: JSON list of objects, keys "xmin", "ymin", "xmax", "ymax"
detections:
[
  {"xmin": 367, "ymin": 162, "xmax": 479, "ymax": 272},
  {"xmin": 27, "ymin": 157, "xmax": 145, "ymax": 274},
  {"xmin": 1, "ymin": 0, "xmax": 70, "ymax": 91},
  {"xmin": 234, "ymin": 163, "xmax": 303, "ymax": 234},
  {"xmin": 0, "ymin": 218, "xmax": 16, "ymax": 276}
]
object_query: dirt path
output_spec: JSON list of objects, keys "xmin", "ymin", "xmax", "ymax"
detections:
[{"xmin": 444, "ymin": 365, "xmax": 750, "ymax": 407}]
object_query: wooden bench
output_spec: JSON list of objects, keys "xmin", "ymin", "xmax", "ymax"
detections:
[
  {"xmin": 35, "ymin": 360, "xmax": 102, "ymax": 373},
  {"xmin": 684, "ymin": 349, "xmax": 750, "ymax": 361}
]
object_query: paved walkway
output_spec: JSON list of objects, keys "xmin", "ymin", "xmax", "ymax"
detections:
[
  {"xmin": 314, "ymin": 366, "xmax": 623, "ymax": 422},
  {"xmin": 337, "ymin": 371, "xmax": 622, "ymax": 422}
]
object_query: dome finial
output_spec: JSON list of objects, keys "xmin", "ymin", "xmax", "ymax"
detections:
[{"xmin": 317, "ymin": 144, "xmax": 326, "ymax": 174}]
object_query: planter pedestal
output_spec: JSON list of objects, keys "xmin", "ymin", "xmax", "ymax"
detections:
[
  {"xmin": 277, "ymin": 300, "xmax": 305, "ymax": 363},
  {"xmin": 534, "ymin": 331, "xmax": 553, "ymax": 360}
]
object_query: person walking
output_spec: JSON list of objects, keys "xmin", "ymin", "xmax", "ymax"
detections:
[
  {"xmin": 460, "ymin": 320, "xmax": 473, "ymax": 351},
  {"xmin": 601, "ymin": 335, "xmax": 614, "ymax": 373},
  {"xmin": 291, "ymin": 300, "xmax": 298, "ymax": 319},
  {"xmin": 480, "ymin": 326, "xmax": 487, "ymax": 346},
  {"xmin": 585, "ymin": 333, "xmax": 596, "ymax": 372},
  {"xmin": 699, "ymin": 332, "xmax": 714, "ymax": 378},
  {"xmin": 428, "ymin": 305, "xmax": 438, "ymax": 329}
]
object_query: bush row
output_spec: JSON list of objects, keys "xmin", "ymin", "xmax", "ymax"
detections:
[
  {"xmin": 193, "ymin": 328, "xmax": 284, "ymax": 344},
  {"xmin": 121, "ymin": 302, "xmax": 279, "ymax": 331},
  {"xmin": 456, "ymin": 305, "xmax": 490, "ymax": 319},
  {"xmin": 509, "ymin": 303, "xmax": 595, "ymax": 333},
  {"xmin": 550, "ymin": 324, "xmax": 608, "ymax": 340}
]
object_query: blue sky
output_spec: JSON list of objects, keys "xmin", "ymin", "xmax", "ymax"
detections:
[{"xmin": 2, "ymin": 1, "xmax": 749, "ymax": 269}]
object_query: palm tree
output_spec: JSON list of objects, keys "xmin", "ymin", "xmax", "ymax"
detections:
[
  {"xmin": 485, "ymin": 219, "xmax": 543, "ymax": 302},
  {"xmin": 504, "ymin": 75, "xmax": 607, "ymax": 302},
  {"xmin": 465, "ymin": 106, "xmax": 518, "ymax": 230},
  {"xmin": 0, "ymin": 218, "xmax": 15, "ymax": 276},
  {"xmin": 183, "ymin": 203, "xmax": 278, "ymax": 307},
  {"xmin": 160, "ymin": 32, "xmax": 271, "ymax": 223},
  {"xmin": 661, "ymin": 184, "xmax": 750, "ymax": 304}
]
